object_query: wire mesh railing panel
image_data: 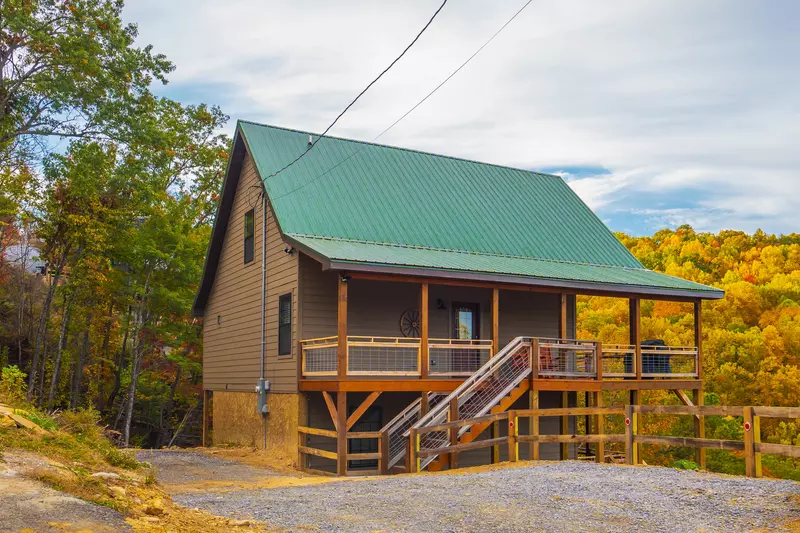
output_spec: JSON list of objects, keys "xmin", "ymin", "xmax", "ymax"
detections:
[
  {"xmin": 429, "ymin": 339, "xmax": 493, "ymax": 376},
  {"xmin": 602, "ymin": 344, "xmax": 635, "ymax": 377},
  {"xmin": 347, "ymin": 338, "xmax": 420, "ymax": 375},
  {"xmin": 537, "ymin": 339, "xmax": 597, "ymax": 378},
  {"xmin": 382, "ymin": 393, "xmax": 445, "ymax": 469},
  {"xmin": 301, "ymin": 337, "xmax": 338, "ymax": 376},
  {"xmin": 641, "ymin": 346, "xmax": 698, "ymax": 377}
]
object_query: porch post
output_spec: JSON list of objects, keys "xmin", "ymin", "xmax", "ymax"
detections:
[
  {"xmin": 420, "ymin": 283, "xmax": 429, "ymax": 378},
  {"xmin": 693, "ymin": 299, "xmax": 705, "ymax": 469},
  {"xmin": 337, "ymin": 391, "xmax": 347, "ymax": 475},
  {"xmin": 337, "ymin": 276, "xmax": 348, "ymax": 380},
  {"xmin": 492, "ymin": 288, "xmax": 499, "ymax": 355},
  {"xmin": 630, "ymin": 298, "xmax": 641, "ymax": 379},
  {"xmin": 558, "ymin": 293, "xmax": 567, "ymax": 338}
]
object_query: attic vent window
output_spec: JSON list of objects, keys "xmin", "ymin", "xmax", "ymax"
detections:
[{"xmin": 244, "ymin": 209, "xmax": 255, "ymax": 264}]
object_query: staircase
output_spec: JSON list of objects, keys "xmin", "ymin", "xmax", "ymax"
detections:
[
  {"xmin": 380, "ymin": 392, "xmax": 446, "ymax": 471},
  {"xmin": 410, "ymin": 337, "xmax": 534, "ymax": 471}
]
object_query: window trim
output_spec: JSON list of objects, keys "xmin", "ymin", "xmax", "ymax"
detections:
[
  {"xmin": 243, "ymin": 208, "xmax": 255, "ymax": 264},
  {"xmin": 278, "ymin": 292, "xmax": 292, "ymax": 357}
]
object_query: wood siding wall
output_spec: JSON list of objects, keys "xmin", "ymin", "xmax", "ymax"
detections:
[
  {"xmin": 204, "ymin": 152, "xmax": 299, "ymax": 393},
  {"xmin": 298, "ymin": 268, "xmax": 576, "ymax": 345}
]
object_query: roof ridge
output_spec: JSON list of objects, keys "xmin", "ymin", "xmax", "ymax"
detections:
[
  {"xmin": 287, "ymin": 233, "xmax": 652, "ymax": 272},
  {"xmin": 237, "ymin": 119, "xmax": 564, "ymax": 181}
]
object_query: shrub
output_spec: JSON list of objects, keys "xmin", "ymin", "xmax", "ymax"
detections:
[
  {"xmin": 671, "ymin": 459, "xmax": 699, "ymax": 470},
  {"xmin": 58, "ymin": 408, "xmax": 104, "ymax": 441},
  {"xmin": 16, "ymin": 407, "xmax": 58, "ymax": 431},
  {"xmin": 0, "ymin": 365, "xmax": 27, "ymax": 405}
]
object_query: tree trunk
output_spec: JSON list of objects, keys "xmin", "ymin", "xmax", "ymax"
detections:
[
  {"xmin": 96, "ymin": 302, "xmax": 114, "ymax": 412},
  {"xmin": 27, "ymin": 256, "xmax": 65, "ymax": 400},
  {"xmin": 70, "ymin": 310, "xmax": 92, "ymax": 409},
  {"xmin": 47, "ymin": 296, "xmax": 72, "ymax": 408},
  {"xmin": 122, "ymin": 321, "xmax": 144, "ymax": 447},
  {"xmin": 158, "ymin": 359, "xmax": 184, "ymax": 448},
  {"xmin": 106, "ymin": 308, "xmax": 131, "ymax": 413}
]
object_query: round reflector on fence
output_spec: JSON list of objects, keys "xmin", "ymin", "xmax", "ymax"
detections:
[
  {"xmin": 625, "ymin": 418, "xmax": 631, "ymax": 426},
  {"xmin": 744, "ymin": 422, "xmax": 751, "ymax": 431},
  {"xmin": 509, "ymin": 421, "xmax": 514, "ymax": 428}
]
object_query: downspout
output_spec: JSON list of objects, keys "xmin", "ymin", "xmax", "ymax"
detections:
[{"xmin": 257, "ymin": 192, "xmax": 269, "ymax": 449}]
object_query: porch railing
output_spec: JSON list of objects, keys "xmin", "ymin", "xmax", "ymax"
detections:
[
  {"xmin": 300, "ymin": 336, "xmax": 338, "ymax": 376},
  {"xmin": 428, "ymin": 339, "xmax": 493, "ymax": 376},
  {"xmin": 602, "ymin": 344, "xmax": 636, "ymax": 378},
  {"xmin": 347, "ymin": 336, "xmax": 420, "ymax": 376},
  {"xmin": 641, "ymin": 345, "xmax": 698, "ymax": 378},
  {"xmin": 536, "ymin": 338, "xmax": 598, "ymax": 379}
]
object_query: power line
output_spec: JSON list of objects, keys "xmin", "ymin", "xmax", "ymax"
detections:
[
  {"xmin": 266, "ymin": 0, "xmax": 449, "ymax": 180},
  {"xmin": 271, "ymin": 0, "xmax": 534, "ymax": 202}
]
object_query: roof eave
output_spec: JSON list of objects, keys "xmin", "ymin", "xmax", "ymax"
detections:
[{"xmin": 324, "ymin": 260, "xmax": 725, "ymax": 301}]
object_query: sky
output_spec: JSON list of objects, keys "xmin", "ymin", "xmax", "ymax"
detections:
[{"xmin": 123, "ymin": 0, "xmax": 799, "ymax": 236}]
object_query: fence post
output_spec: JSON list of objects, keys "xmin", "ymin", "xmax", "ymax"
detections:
[
  {"xmin": 744, "ymin": 406, "xmax": 755, "ymax": 477},
  {"xmin": 530, "ymin": 389, "xmax": 540, "ymax": 461},
  {"xmin": 625, "ymin": 404, "xmax": 634, "ymax": 465},
  {"xmin": 409, "ymin": 428, "xmax": 419, "ymax": 474},
  {"xmin": 595, "ymin": 341, "xmax": 603, "ymax": 381},
  {"xmin": 508, "ymin": 410, "xmax": 518, "ymax": 462},
  {"xmin": 448, "ymin": 398, "xmax": 459, "ymax": 470},
  {"xmin": 380, "ymin": 431, "xmax": 389, "ymax": 475},
  {"xmin": 754, "ymin": 414, "xmax": 762, "ymax": 478},
  {"xmin": 595, "ymin": 391, "xmax": 604, "ymax": 464}
]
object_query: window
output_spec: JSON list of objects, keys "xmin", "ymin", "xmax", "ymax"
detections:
[
  {"xmin": 243, "ymin": 209, "xmax": 254, "ymax": 264},
  {"xmin": 278, "ymin": 293, "xmax": 292, "ymax": 356}
]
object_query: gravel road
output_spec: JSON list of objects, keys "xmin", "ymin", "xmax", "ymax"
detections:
[
  {"xmin": 137, "ymin": 450, "xmax": 286, "ymax": 486},
  {"xmin": 154, "ymin": 455, "xmax": 800, "ymax": 533}
]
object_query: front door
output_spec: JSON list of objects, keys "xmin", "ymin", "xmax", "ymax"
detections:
[{"xmin": 453, "ymin": 302, "xmax": 480, "ymax": 340}]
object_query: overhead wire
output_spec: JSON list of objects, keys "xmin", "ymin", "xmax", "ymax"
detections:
[
  {"xmin": 264, "ymin": 0, "xmax": 449, "ymax": 181},
  {"xmin": 270, "ymin": 0, "xmax": 535, "ymax": 202}
]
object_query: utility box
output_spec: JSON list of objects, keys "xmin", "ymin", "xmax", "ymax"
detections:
[{"xmin": 255, "ymin": 379, "xmax": 270, "ymax": 415}]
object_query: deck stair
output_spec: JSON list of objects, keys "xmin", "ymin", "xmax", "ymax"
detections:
[
  {"xmin": 381, "ymin": 391, "xmax": 447, "ymax": 471},
  {"xmin": 409, "ymin": 336, "xmax": 533, "ymax": 471}
]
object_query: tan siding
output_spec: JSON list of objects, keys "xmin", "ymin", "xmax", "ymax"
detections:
[
  {"xmin": 203, "ymin": 152, "xmax": 299, "ymax": 393},
  {"xmin": 298, "ymin": 254, "xmax": 338, "ymax": 340}
]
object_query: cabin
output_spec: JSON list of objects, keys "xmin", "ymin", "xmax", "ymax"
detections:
[{"xmin": 193, "ymin": 121, "xmax": 724, "ymax": 475}]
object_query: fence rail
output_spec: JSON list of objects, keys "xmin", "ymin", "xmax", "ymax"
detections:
[
  {"xmin": 536, "ymin": 338, "xmax": 599, "ymax": 379},
  {"xmin": 407, "ymin": 405, "xmax": 800, "ymax": 478},
  {"xmin": 298, "ymin": 426, "xmax": 384, "ymax": 476}
]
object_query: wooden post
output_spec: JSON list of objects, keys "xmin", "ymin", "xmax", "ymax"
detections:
[
  {"xmin": 595, "ymin": 391, "xmax": 604, "ymax": 464},
  {"xmin": 380, "ymin": 431, "xmax": 390, "ymax": 475},
  {"xmin": 202, "ymin": 389, "xmax": 209, "ymax": 447},
  {"xmin": 625, "ymin": 404, "xmax": 634, "ymax": 465},
  {"xmin": 508, "ymin": 410, "xmax": 518, "ymax": 462},
  {"xmin": 693, "ymin": 387, "xmax": 706, "ymax": 469},
  {"xmin": 630, "ymin": 389, "xmax": 642, "ymax": 464},
  {"xmin": 744, "ymin": 406, "xmax": 755, "ymax": 478},
  {"xmin": 530, "ymin": 389, "xmax": 539, "ymax": 460},
  {"xmin": 409, "ymin": 428, "xmax": 419, "ymax": 473},
  {"xmin": 694, "ymin": 299, "xmax": 703, "ymax": 380},
  {"xmin": 531, "ymin": 338, "xmax": 539, "ymax": 380},
  {"xmin": 595, "ymin": 341, "xmax": 603, "ymax": 381},
  {"xmin": 560, "ymin": 391, "xmax": 569, "ymax": 460},
  {"xmin": 754, "ymin": 414, "xmax": 762, "ymax": 478},
  {"xmin": 491, "ymin": 288, "xmax": 500, "ymax": 356},
  {"xmin": 420, "ymin": 392, "xmax": 429, "ymax": 416},
  {"xmin": 420, "ymin": 283, "xmax": 429, "ymax": 378},
  {"xmin": 559, "ymin": 293, "xmax": 567, "ymax": 339},
  {"xmin": 336, "ymin": 391, "xmax": 347, "ymax": 476},
  {"xmin": 491, "ymin": 420, "xmax": 500, "ymax": 464},
  {"xmin": 448, "ymin": 398, "xmax": 459, "ymax": 469},
  {"xmin": 337, "ymin": 276, "xmax": 348, "ymax": 380},
  {"xmin": 630, "ymin": 298, "xmax": 642, "ymax": 379}
]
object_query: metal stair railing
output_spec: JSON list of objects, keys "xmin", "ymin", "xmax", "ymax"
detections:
[
  {"xmin": 380, "ymin": 391, "xmax": 446, "ymax": 470},
  {"xmin": 409, "ymin": 336, "xmax": 533, "ymax": 470}
]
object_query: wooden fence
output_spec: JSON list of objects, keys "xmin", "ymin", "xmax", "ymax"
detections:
[
  {"xmin": 409, "ymin": 405, "xmax": 800, "ymax": 478},
  {"xmin": 298, "ymin": 426, "xmax": 383, "ymax": 476}
]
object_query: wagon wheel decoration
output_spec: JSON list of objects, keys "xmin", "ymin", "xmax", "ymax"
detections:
[{"xmin": 399, "ymin": 308, "xmax": 421, "ymax": 337}]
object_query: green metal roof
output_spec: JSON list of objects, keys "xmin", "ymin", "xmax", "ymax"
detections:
[
  {"xmin": 288, "ymin": 235, "xmax": 722, "ymax": 297},
  {"xmin": 192, "ymin": 120, "xmax": 723, "ymax": 314}
]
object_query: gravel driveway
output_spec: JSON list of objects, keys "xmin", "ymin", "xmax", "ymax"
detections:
[{"xmin": 147, "ymin": 451, "xmax": 799, "ymax": 533}]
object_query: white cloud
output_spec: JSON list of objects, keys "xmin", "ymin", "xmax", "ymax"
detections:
[{"xmin": 123, "ymin": 0, "xmax": 800, "ymax": 233}]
